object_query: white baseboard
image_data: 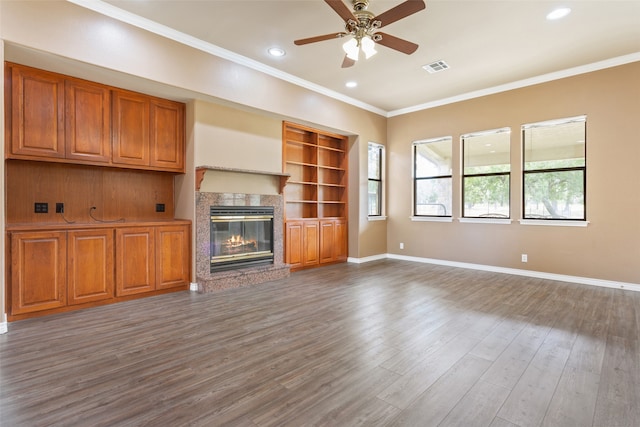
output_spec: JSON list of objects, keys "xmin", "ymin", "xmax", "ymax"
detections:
[
  {"xmin": 0, "ymin": 321, "xmax": 7, "ymax": 334},
  {"xmin": 351, "ymin": 253, "xmax": 640, "ymax": 292},
  {"xmin": 347, "ymin": 254, "xmax": 387, "ymax": 264}
]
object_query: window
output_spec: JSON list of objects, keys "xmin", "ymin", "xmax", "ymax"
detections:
[
  {"xmin": 413, "ymin": 137, "xmax": 452, "ymax": 216},
  {"xmin": 522, "ymin": 116, "xmax": 586, "ymax": 220},
  {"xmin": 462, "ymin": 128, "xmax": 511, "ymax": 218},
  {"xmin": 368, "ymin": 142, "xmax": 384, "ymax": 216}
]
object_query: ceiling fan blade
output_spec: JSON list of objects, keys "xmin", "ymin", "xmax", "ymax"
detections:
[
  {"xmin": 294, "ymin": 32, "xmax": 345, "ymax": 45},
  {"xmin": 325, "ymin": 0, "xmax": 357, "ymax": 23},
  {"xmin": 375, "ymin": 32, "xmax": 419, "ymax": 55},
  {"xmin": 373, "ymin": 0, "xmax": 426, "ymax": 28},
  {"xmin": 341, "ymin": 55, "xmax": 356, "ymax": 68}
]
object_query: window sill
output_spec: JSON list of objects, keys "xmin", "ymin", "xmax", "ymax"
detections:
[
  {"xmin": 519, "ymin": 219, "xmax": 589, "ymax": 227},
  {"xmin": 411, "ymin": 216, "xmax": 453, "ymax": 223},
  {"xmin": 368, "ymin": 215, "xmax": 387, "ymax": 221},
  {"xmin": 458, "ymin": 218, "xmax": 512, "ymax": 225}
]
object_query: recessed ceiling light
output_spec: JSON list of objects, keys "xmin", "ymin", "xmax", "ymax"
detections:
[
  {"xmin": 267, "ymin": 47, "xmax": 286, "ymax": 57},
  {"xmin": 345, "ymin": 81, "xmax": 358, "ymax": 88},
  {"xmin": 547, "ymin": 7, "xmax": 571, "ymax": 20}
]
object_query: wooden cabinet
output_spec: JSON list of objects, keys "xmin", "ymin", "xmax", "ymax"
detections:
[
  {"xmin": 5, "ymin": 63, "xmax": 185, "ymax": 172},
  {"xmin": 156, "ymin": 224, "xmax": 190, "ymax": 289},
  {"xmin": 115, "ymin": 227, "xmax": 156, "ymax": 296},
  {"xmin": 65, "ymin": 79, "xmax": 111, "ymax": 163},
  {"xmin": 67, "ymin": 229, "xmax": 114, "ymax": 305},
  {"xmin": 10, "ymin": 231, "xmax": 67, "ymax": 315},
  {"xmin": 7, "ymin": 222, "xmax": 190, "ymax": 320},
  {"xmin": 112, "ymin": 88, "xmax": 185, "ymax": 172},
  {"xmin": 285, "ymin": 220, "xmax": 326, "ymax": 269},
  {"xmin": 115, "ymin": 224, "xmax": 190, "ymax": 295},
  {"xmin": 4, "ymin": 62, "xmax": 190, "ymax": 321},
  {"xmin": 283, "ymin": 122, "xmax": 348, "ymax": 270},
  {"xmin": 285, "ymin": 221, "xmax": 304, "ymax": 269},
  {"xmin": 8, "ymin": 64, "xmax": 65, "ymax": 159},
  {"xmin": 150, "ymin": 98, "xmax": 185, "ymax": 171},
  {"xmin": 111, "ymin": 89, "xmax": 150, "ymax": 167}
]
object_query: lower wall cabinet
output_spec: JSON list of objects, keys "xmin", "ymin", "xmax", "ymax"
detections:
[
  {"xmin": 116, "ymin": 227, "xmax": 156, "ymax": 296},
  {"xmin": 10, "ymin": 231, "xmax": 68, "ymax": 315},
  {"xmin": 285, "ymin": 219, "xmax": 346, "ymax": 271},
  {"xmin": 68, "ymin": 229, "xmax": 114, "ymax": 305},
  {"xmin": 7, "ymin": 222, "xmax": 190, "ymax": 319}
]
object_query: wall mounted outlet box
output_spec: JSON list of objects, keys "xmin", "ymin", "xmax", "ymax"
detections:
[
  {"xmin": 156, "ymin": 203, "xmax": 165, "ymax": 213},
  {"xmin": 34, "ymin": 202, "xmax": 48, "ymax": 213},
  {"xmin": 55, "ymin": 203, "xmax": 64, "ymax": 213}
]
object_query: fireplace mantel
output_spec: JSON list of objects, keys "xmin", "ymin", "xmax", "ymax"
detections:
[{"xmin": 196, "ymin": 166, "xmax": 290, "ymax": 193}]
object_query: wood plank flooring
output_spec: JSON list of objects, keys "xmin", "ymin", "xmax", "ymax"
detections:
[{"xmin": 1, "ymin": 259, "xmax": 639, "ymax": 426}]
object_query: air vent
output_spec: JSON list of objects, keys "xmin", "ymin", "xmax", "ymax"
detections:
[{"xmin": 423, "ymin": 60, "xmax": 450, "ymax": 74}]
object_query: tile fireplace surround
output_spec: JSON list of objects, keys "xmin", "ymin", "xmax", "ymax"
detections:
[{"xmin": 195, "ymin": 191, "xmax": 290, "ymax": 292}]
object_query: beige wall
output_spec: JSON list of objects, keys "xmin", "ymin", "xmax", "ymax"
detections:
[
  {"xmin": 0, "ymin": 0, "xmax": 388, "ymax": 321},
  {"xmin": 387, "ymin": 62, "xmax": 640, "ymax": 283}
]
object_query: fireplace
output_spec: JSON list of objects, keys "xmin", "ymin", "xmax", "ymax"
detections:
[{"xmin": 210, "ymin": 206, "xmax": 274, "ymax": 272}]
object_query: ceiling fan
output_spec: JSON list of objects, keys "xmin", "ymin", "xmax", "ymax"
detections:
[{"xmin": 294, "ymin": 0, "xmax": 426, "ymax": 68}]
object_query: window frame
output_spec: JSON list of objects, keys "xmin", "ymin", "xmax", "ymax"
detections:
[
  {"xmin": 521, "ymin": 115, "xmax": 587, "ymax": 221},
  {"xmin": 412, "ymin": 136, "xmax": 453, "ymax": 218},
  {"xmin": 367, "ymin": 142, "xmax": 384, "ymax": 217},
  {"xmin": 461, "ymin": 127, "xmax": 512, "ymax": 219}
]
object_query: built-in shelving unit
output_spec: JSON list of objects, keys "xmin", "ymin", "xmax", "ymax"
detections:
[{"xmin": 282, "ymin": 122, "xmax": 348, "ymax": 270}]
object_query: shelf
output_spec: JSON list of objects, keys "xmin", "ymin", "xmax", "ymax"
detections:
[
  {"xmin": 317, "ymin": 165, "xmax": 345, "ymax": 171},
  {"xmin": 317, "ymin": 145, "xmax": 345, "ymax": 153},
  {"xmin": 286, "ymin": 161, "xmax": 318, "ymax": 168},
  {"xmin": 288, "ymin": 180, "xmax": 319, "ymax": 186},
  {"xmin": 195, "ymin": 166, "xmax": 290, "ymax": 193},
  {"xmin": 286, "ymin": 139, "xmax": 318, "ymax": 148},
  {"xmin": 283, "ymin": 121, "xmax": 347, "ymax": 224}
]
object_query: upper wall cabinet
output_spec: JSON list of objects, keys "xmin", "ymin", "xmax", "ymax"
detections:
[
  {"xmin": 8, "ymin": 64, "xmax": 66, "ymax": 159},
  {"xmin": 65, "ymin": 79, "xmax": 111, "ymax": 163},
  {"xmin": 5, "ymin": 63, "xmax": 185, "ymax": 173},
  {"xmin": 111, "ymin": 89, "xmax": 150, "ymax": 167},
  {"xmin": 111, "ymin": 89, "xmax": 185, "ymax": 171}
]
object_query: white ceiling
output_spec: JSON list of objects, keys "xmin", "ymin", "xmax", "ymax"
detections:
[{"xmin": 88, "ymin": 0, "xmax": 639, "ymax": 115}]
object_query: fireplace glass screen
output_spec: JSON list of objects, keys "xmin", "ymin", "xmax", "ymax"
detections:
[{"xmin": 210, "ymin": 206, "xmax": 274, "ymax": 272}]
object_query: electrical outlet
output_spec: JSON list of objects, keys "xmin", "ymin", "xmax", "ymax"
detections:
[
  {"xmin": 156, "ymin": 203, "xmax": 165, "ymax": 213},
  {"xmin": 34, "ymin": 202, "xmax": 48, "ymax": 213},
  {"xmin": 521, "ymin": 254, "xmax": 528, "ymax": 263},
  {"xmin": 400, "ymin": 242, "xmax": 404, "ymax": 249},
  {"xmin": 56, "ymin": 203, "xmax": 64, "ymax": 213}
]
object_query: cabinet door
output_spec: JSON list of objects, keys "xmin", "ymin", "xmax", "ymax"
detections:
[
  {"xmin": 156, "ymin": 224, "xmax": 190, "ymax": 290},
  {"xmin": 303, "ymin": 220, "xmax": 319, "ymax": 266},
  {"xmin": 319, "ymin": 220, "xmax": 336, "ymax": 264},
  {"xmin": 334, "ymin": 220, "xmax": 348, "ymax": 261},
  {"xmin": 10, "ymin": 231, "xmax": 67, "ymax": 315},
  {"xmin": 67, "ymin": 229, "xmax": 114, "ymax": 305},
  {"xmin": 65, "ymin": 79, "xmax": 111, "ymax": 163},
  {"xmin": 285, "ymin": 221, "xmax": 303, "ymax": 269},
  {"xmin": 115, "ymin": 227, "xmax": 155, "ymax": 296},
  {"xmin": 150, "ymin": 98, "xmax": 185, "ymax": 172},
  {"xmin": 10, "ymin": 65, "xmax": 65, "ymax": 159},
  {"xmin": 111, "ymin": 89, "xmax": 150, "ymax": 166}
]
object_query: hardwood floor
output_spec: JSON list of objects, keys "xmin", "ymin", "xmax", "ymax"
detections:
[{"xmin": 1, "ymin": 259, "xmax": 638, "ymax": 426}]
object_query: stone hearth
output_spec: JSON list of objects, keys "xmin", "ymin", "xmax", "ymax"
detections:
[{"xmin": 195, "ymin": 192, "xmax": 289, "ymax": 292}]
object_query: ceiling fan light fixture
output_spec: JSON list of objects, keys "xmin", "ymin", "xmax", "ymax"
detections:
[
  {"xmin": 343, "ymin": 38, "xmax": 360, "ymax": 61},
  {"xmin": 361, "ymin": 36, "xmax": 377, "ymax": 59}
]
